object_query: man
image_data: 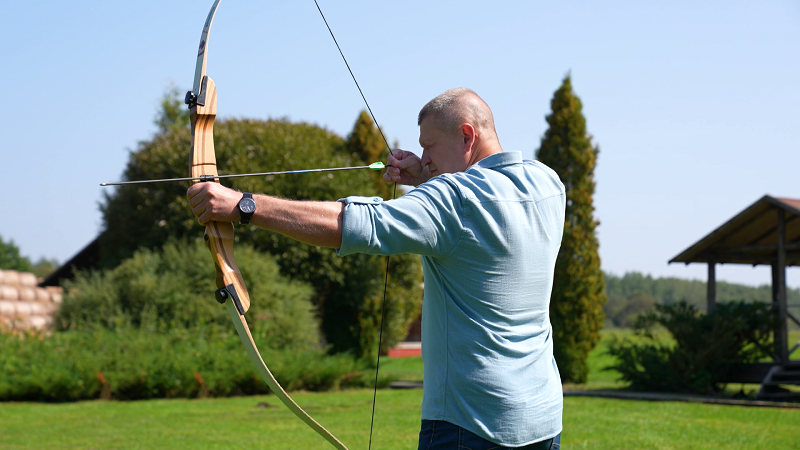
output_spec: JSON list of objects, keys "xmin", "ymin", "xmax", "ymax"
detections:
[{"xmin": 188, "ymin": 88, "xmax": 565, "ymax": 450}]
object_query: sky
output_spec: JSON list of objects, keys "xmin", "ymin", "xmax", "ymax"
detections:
[{"xmin": 1, "ymin": 0, "xmax": 798, "ymax": 288}]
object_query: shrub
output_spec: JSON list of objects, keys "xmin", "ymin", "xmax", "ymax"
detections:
[
  {"xmin": 606, "ymin": 301, "xmax": 776, "ymax": 395},
  {"xmin": 0, "ymin": 324, "xmax": 367, "ymax": 402},
  {"xmin": 55, "ymin": 240, "xmax": 320, "ymax": 351}
]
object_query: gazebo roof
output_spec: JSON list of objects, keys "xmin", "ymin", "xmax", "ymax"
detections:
[{"xmin": 669, "ymin": 195, "xmax": 800, "ymax": 266}]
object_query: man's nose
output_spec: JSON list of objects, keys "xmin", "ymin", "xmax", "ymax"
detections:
[{"xmin": 420, "ymin": 150, "xmax": 431, "ymax": 166}]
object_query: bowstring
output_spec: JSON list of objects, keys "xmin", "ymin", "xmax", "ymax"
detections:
[{"xmin": 312, "ymin": 2, "xmax": 398, "ymax": 449}]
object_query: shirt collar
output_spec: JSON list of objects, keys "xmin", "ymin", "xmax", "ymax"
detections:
[{"xmin": 473, "ymin": 151, "xmax": 522, "ymax": 170}]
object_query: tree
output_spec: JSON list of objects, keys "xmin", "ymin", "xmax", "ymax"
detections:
[
  {"xmin": 0, "ymin": 235, "xmax": 31, "ymax": 272},
  {"xmin": 604, "ymin": 291, "xmax": 656, "ymax": 328},
  {"xmin": 99, "ymin": 95, "xmax": 422, "ymax": 362},
  {"xmin": 536, "ymin": 75, "xmax": 607, "ymax": 383},
  {"xmin": 346, "ymin": 111, "xmax": 392, "ymax": 197},
  {"xmin": 340, "ymin": 111, "xmax": 422, "ymax": 362},
  {"xmin": 154, "ymin": 84, "xmax": 190, "ymax": 133}
]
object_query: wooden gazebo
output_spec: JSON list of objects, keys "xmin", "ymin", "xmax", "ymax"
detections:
[{"xmin": 669, "ymin": 195, "xmax": 800, "ymax": 399}]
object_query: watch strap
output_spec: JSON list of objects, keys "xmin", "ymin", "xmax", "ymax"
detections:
[{"xmin": 239, "ymin": 192, "xmax": 255, "ymax": 224}]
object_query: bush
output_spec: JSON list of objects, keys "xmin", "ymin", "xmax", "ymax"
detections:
[
  {"xmin": 55, "ymin": 240, "xmax": 321, "ymax": 351},
  {"xmin": 606, "ymin": 301, "xmax": 776, "ymax": 395},
  {"xmin": 0, "ymin": 324, "xmax": 368, "ymax": 402}
]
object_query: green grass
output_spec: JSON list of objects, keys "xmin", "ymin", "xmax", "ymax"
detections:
[
  {"xmin": 377, "ymin": 355, "xmax": 423, "ymax": 382},
  {"xmin": 0, "ymin": 389, "xmax": 422, "ymax": 450},
  {"xmin": 1, "ymin": 329, "xmax": 798, "ymax": 449},
  {"xmin": 2, "ymin": 389, "xmax": 798, "ymax": 449},
  {"xmin": 563, "ymin": 397, "xmax": 798, "ymax": 449}
]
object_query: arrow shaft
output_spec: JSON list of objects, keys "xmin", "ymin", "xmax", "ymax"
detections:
[{"xmin": 100, "ymin": 162, "xmax": 386, "ymax": 186}]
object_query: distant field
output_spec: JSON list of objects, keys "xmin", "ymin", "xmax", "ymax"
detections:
[{"xmin": 1, "ymin": 329, "xmax": 798, "ymax": 449}]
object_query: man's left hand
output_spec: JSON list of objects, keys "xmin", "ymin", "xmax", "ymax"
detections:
[{"xmin": 187, "ymin": 183, "xmax": 241, "ymax": 225}]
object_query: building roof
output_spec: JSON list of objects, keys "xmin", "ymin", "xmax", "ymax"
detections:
[
  {"xmin": 38, "ymin": 237, "xmax": 100, "ymax": 287},
  {"xmin": 669, "ymin": 195, "xmax": 800, "ymax": 266}
]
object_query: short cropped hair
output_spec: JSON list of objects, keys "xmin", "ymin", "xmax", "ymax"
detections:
[{"xmin": 417, "ymin": 88, "xmax": 497, "ymax": 137}]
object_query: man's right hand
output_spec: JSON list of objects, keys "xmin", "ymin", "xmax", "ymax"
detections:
[{"xmin": 384, "ymin": 150, "xmax": 429, "ymax": 187}]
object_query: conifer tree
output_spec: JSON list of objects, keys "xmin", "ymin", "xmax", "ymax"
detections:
[
  {"xmin": 341, "ymin": 110, "xmax": 422, "ymax": 363},
  {"xmin": 345, "ymin": 110, "xmax": 393, "ymax": 199},
  {"xmin": 536, "ymin": 75, "xmax": 607, "ymax": 383}
]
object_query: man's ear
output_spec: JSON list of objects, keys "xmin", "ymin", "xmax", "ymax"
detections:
[{"xmin": 461, "ymin": 123, "xmax": 476, "ymax": 151}]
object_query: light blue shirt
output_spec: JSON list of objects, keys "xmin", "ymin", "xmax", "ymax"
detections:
[{"xmin": 338, "ymin": 151, "xmax": 565, "ymax": 446}]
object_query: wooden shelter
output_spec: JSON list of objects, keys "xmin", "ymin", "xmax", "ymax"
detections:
[{"xmin": 670, "ymin": 195, "xmax": 800, "ymax": 399}]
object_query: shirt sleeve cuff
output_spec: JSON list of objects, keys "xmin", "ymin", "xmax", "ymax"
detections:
[{"xmin": 336, "ymin": 195, "xmax": 384, "ymax": 256}]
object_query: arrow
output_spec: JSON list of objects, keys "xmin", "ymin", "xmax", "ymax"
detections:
[{"xmin": 100, "ymin": 162, "xmax": 387, "ymax": 186}]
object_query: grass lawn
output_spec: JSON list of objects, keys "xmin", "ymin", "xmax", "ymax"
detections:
[{"xmin": 1, "ymin": 330, "xmax": 798, "ymax": 449}]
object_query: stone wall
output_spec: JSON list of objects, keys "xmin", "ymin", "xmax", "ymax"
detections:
[{"xmin": 0, "ymin": 269, "xmax": 62, "ymax": 331}]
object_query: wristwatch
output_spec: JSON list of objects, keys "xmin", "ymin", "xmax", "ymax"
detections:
[{"xmin": 238, "ymin": 192, "xmax": 256, "ymax": 224}]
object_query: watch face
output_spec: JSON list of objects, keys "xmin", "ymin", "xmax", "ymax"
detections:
[{"xmin": 240, "ymin": 198, "xmax": 256, "ymax": 213}]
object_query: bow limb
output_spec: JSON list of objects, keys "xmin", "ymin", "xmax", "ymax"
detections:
[
  {"xmin": 187, "ymin": 2, "xmax": 348, "ymax": 448},
  {"xmin": 225, "ymin": 301, "xmax": 348, "ymax": 449}
]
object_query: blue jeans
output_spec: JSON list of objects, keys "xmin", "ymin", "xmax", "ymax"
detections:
[{"xmin": 418, "ymin": 420, "xmax": 561, "ymax": 450}]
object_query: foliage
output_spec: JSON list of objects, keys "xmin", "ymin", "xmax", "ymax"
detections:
[
  {"xmin": 606, "ymin": 301, "xmax": 777, "ymax": 394},
  {"xmin": 346, "ymin": 110, "xmax": 390, "ymax": 194},
  {"xmin": 536, "ymin": 75, "xmax": 607, "ymax": 383},
  {"xmin": 0, "ymin": 324, "xmax": 367, "ymax": 402},
  {"xmin": 153, "ymin": 84, "xmax": 190, "ymax": 133},
  {"xmin": 0, "ymin": 235, "xmax": 31, "ymax": 272},
  {"xmin": 0, "ymin": 235, "xmax": 59, "ymax": 278},
  {"xmin": 328, "ymin": 111, "xmax": 422, "ymax": 363},
  {"xmin": 99, "ymin": 99, "xmax": 422, "ymax": 362},
  {"xmin": 604, "ymin": 271, "xmax": 800, "ymax": 327},
  {"xmin": 28, "ymin": 258, "xmax": 60, "ymax": 279},
  {"xmin": 55, "ymin": 240, "xmax": 320, "ymax": 351},
  {"xmin": 4, "ymin": 358, "xmax": 800, "ymax": 449},
  {"xmin": 604, "ymin": 290, "xmax": 657, "ymax": 328}
]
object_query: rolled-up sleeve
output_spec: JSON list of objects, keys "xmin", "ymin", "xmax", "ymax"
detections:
[
  {"xmin": 337, "ymin": 196, "xmax": 383, "ymax": 256},
  {"xmin": 336, "ymin": 179, "xmax": 464, "ymax": 258}
]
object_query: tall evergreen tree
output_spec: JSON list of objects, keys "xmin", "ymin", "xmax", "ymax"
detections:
[
  {"xmin": 345, "ymin": 111, "xmax": 393, "ymax": 199},
  {"xmin": 341, "ymin": 110, "xmax": 422, "ymax": 363},
  {"xmin": 536, "ymin": 75, "xmax": 607, "ymax": 383}
]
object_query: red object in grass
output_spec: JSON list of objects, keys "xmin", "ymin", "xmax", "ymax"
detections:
[{"xmin": 386, "ymin": 342, "xmax": 421, "ymax": 358}]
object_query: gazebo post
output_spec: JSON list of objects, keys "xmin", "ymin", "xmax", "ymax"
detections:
[
  {"xmin": 773, "ymin": 210, "xmax": 788, "ymax": 364},
  {"xmin": 707, "ymin": 259, "xmax": 716, "ymax": 314}
]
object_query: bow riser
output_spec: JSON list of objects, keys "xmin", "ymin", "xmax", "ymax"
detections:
[{"xmin": 189, "ymin": 77, "xmax": 251, "ymax": 314}]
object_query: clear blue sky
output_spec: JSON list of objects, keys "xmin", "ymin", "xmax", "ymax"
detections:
[{"xmin": 2, "ymin": 0, "xmax": 798, "ymax": 288}]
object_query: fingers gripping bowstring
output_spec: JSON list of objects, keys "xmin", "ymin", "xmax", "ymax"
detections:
[{"xmin": 312, "ymin": 2, "xmax": 397, "ymax": 449}]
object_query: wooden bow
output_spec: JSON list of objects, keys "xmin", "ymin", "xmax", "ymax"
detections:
[{"xmin": 186, "ymin": 1, "xmax": 348, "ymax": 448}]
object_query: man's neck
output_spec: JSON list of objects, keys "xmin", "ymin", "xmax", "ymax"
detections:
[{"xmin": 467, "ymin": 140, "xmax": 503, "ymax": 167}]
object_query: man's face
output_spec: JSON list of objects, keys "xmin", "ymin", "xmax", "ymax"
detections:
[{"xmin": 418, "ymin": 115, "xmax": 468, "ymax": 177}]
